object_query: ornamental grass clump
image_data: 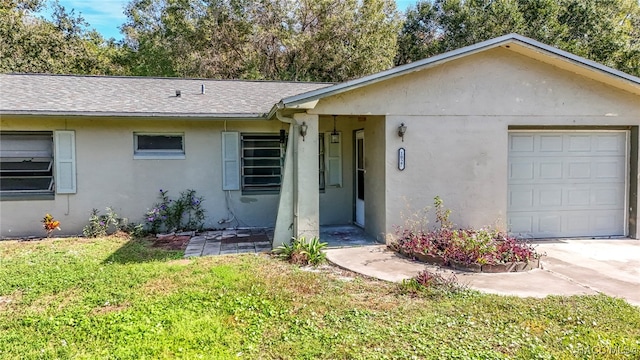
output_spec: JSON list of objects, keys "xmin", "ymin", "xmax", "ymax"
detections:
[{"xmin": 274, "ymin": 236, "xmax": 328, "ymax": 266}]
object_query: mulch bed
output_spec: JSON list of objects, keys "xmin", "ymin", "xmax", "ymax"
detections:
[{"xmin": 151, "ymin": 235, "xmax": 191, "ymax": 250}]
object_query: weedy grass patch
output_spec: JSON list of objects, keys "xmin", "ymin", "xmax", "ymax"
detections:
[{"xmin": 1, "ymin": 236, "xmax": 639, "ymax": 359}]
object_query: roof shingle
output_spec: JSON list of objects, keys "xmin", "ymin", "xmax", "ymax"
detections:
[{"xmin": 0, "ymin": 74, "xmax": 331, "ymax": 117}]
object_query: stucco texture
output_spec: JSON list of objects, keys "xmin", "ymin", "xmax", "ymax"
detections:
[
  {"xmin": 0, "ymin": 117, "xmax": 283, "ymax": 237},
  {"xmin": 311, "ymin": 47, "xmax": 640, "ymax": 239}
]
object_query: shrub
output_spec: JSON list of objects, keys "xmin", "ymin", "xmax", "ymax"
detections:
[
  {"xmin": 394, "ymin": 197, "xmax": 539, "ymax": 265},
  {"xmin": 274, "ymin": 236, "xmax": 328, "ymax": 266},
  {"xmin": 83, "ymin": 207, "xmax": 127, "ymax": 238},
  {"xmin": 144, "ymin": 189, "xmax": 205, "ymax": 234},
  {"xmin": 399, "ymin": 270, "xmax": 465, "ymax": 296},
  {"xmin": 42, "ymin": 214, "xmax": 61, "ymax": 238}
]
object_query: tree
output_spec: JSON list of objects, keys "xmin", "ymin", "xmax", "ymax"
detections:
[
  {"xmin": 396, "ymin": 0, "xmax": 640, "ymax": 77},
  {"xmin": 120, "ymin": 0, "xmax": 401, "ymax": 81},
  {"xmin": 0, "ymin": 0, "xmax": 126, "ymax": 75}
]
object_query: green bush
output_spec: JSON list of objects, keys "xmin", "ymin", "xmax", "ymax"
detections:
[
  {"xmin": 83, "ymin": 207, "xmax": 125, "ymax": 238},
  {"xmin": 275, "ymin": 236, "xmax": 328, "ymax": 266},
  {"xmin": 145, "ymin": 189, "xmax": 205, "ymax": 233}
]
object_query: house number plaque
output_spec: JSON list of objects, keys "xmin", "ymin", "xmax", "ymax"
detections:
[{"xmin": 398, "ymin": 148, "xmax": 406, "ymax": 171}]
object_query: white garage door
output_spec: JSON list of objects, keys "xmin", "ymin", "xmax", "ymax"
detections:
[{"xmin": 508, "ymin": 131, "xmax": 627, "ymax": 238}]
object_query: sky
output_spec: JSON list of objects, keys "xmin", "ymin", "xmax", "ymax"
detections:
[{"xmin": 40, "ymin": 0, "xmax": 419, "ymax": 41}]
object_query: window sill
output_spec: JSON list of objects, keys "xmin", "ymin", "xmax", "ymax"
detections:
[
  {"xmin": 134, "ymin": 154, "xmax": 186, "ymax": 160},
  {"xmin": 0, "ymin": 192, "xmax": 55, "ymax": 201},
  {"xmin": 241, "ymin": 190, "xmax": 280, "ymax": 196}
]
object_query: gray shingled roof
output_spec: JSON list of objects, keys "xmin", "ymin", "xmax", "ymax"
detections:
[{"xmin": 0, "ymin": 74, "xmax": 331, "ymax": 118}]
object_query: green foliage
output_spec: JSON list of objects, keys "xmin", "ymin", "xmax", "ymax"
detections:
[
  {"xmin": 120, "ymin": 0, "xmax": 401, "ymax": 81},
  {"xmin": 0, "ymin": 0, "xmax": 127, "ymax": 75},
  {"xmin": 145, "ymin": 189, "xmax": 205, "ymax": 234},
  {"xmin": 0, "ymin": 237, "xmax": 639, "ymax": 359},
  {"xmin": 400, "ymin": 269, "xmax": 465, "ymax": 296},
  {"xmin": 82, "ymin": 207, "xmax": 128, "ymax": 238},
  {"xmin": 396, "ymin": 0, "xmax": 640, "ymax": 77},
  {"xmin": 275, "ymin": 236, "xmax": 328, "ymax": 266}
]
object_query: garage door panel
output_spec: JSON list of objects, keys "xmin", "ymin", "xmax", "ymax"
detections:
[
  {"xmin": 595, "ymin": 134, "xmax": 625, "ymax": 153},
  {"xmin": 510, "ymin": 134, "xmax": 535, "ymax": 152},
  {"xmin": 508, "ymin": 131, "xmax": 627, "ymax": 238},
  {"xmin": 509, "ymin": 183, "xmax": 624, "ymax": 211},
  {"xmin": 540, "ymin": 135, "xmax": 563, "ymax": 152},
  {"xmin": 509, "ymin": 210, "xmax": 624, "ymax": 238}
]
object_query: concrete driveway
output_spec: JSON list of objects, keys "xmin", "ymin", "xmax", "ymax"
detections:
[{"xmin": 324, "ymin": 239, "xmax": 640, "ymax": 306}]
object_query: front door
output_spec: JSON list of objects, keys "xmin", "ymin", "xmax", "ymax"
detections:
[{"xmin": 355, "ymin": 130, "xmax": 365, "ymax": 227}]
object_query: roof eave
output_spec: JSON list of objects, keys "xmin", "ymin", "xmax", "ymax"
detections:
[{"xmin": 0, "ymin": 110, "xmax": 269, "ymax": 120}]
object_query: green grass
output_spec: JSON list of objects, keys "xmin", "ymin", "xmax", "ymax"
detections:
[{"xmin": 1, "ymin": 236, "xmax": 639, "ymax": 359}]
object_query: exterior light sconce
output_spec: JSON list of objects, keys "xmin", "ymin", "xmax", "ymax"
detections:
[
  {"xmin": 331, "ymin": 115, "xmax": 340, "ymax": 144},
  {"xmin": 300, "ymin": 122, "xmax": 308, "ymax": 141},
  {"xmin": 398, "ymin": 123, "xmax": 407, "ymax": 141}
]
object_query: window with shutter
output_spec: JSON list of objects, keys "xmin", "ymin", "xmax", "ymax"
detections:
[{"xmin": 0, "ymin": 132, "xmax": 55, "ymax": 199}]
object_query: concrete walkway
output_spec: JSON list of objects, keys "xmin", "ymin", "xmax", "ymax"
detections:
[
  {"xmin": 184, "ymin": 229, "xmax": 272, "ymax": 257},
  {"xmin": 325, "ymin": 239, "xmax": 640, "ymax": 306}
]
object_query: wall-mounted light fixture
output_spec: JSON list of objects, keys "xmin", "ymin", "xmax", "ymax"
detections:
[
  {"xmin": 398, "ymin": 123, "xmax": 407, "ymax": 142},
  {"xmin": 300, "ymin": 122, "xmax": 308, "ymax": 141},
  {"xmin": 331, "ymin": 115, "xmax": 340, "ymax": 144}
]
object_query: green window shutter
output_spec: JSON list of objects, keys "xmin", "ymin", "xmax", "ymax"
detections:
[
  {"xmin": 222, "ymin": 131, "xmax": 240, "ymax": 190},
  {"xmin": 54, "ymin": 130, "xmax": 76, "ymax": 194},
  {"xmin": 326, "ymin": 132, "xmax": 342, "ymax": 187}
]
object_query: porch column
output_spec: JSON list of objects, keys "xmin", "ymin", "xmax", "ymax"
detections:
[{"xmin": 293, "ymin": 112, "xmax": 320, "ymax": 240}]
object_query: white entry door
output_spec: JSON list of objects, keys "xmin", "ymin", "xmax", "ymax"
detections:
[
  {"xmin": 508, "ymin": 131, "xmax": 627, "ymax": 238},
  {"xmin": 355, "ymin": 130, "xmax": 365, "ymax": 227}
]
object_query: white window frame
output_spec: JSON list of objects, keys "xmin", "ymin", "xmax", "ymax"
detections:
[{"xmin": 134, "ymin": 132, "xmax": 185, "ymax": 159}]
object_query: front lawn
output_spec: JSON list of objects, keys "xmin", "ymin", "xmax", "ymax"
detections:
[{"xmin": 0, "ymin": 236, "xmax": 639, "ymax": 359}]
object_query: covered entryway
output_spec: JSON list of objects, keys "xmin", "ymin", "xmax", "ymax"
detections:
[{"xmin": 508, "ymin": 131, "xmax": 628, "ymax": 238}]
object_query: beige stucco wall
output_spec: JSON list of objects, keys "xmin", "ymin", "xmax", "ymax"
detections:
[
  {"xmin": 311, "ymin": 47, "xmax": 640, "ymax": 239},
  {"xmin": 0, "ymin": 116, "xmax": 283, "ymax": 237}
]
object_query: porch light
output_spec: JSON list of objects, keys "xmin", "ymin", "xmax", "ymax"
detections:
[
  {"xmin": 299, "ymin": 122, "xmax": 308, "ymax": 141},
  {"xmin": 331, "ymin": 115, "xmax": 340, "ymax": 144},
  {"xmin": 398, "ymin": 123, "xmax": 407, "ymax": 142}
]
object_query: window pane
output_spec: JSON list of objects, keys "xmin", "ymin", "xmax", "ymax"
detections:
[
  {"xmin": 241, "ymin": 134, "xmax": 282, "ymax": 192},
  {"xmin": 244, "ymin": 167, "xmax": 282, "ymax": 176},
  {"xmin": 0, "ymin": 177, "xmax": 53, "ymax": 192},
  {"xmin": 137, "ymin": 135, "xmax": 183, "ymax": 150},
  {"xmin": 0, "ymin": 160, "xmax": 52, "ymax": 172},
  {"xmin": 244, "ymin": 176, "xmax": 281, "ymax": 186},
  {"xmin": 242, "ymin": 139, "xmax": 281, "ymax": 148},
  {"xmin": 243, "ymin": 148, "xmax": 281, "ymax": 158},
  {"xmin": 0, "ymin": 132, "xmax": 54, "ymax": 195},
  {"xmin": 243, "ymin": 158, "xmax": 281, "ymax": 167}
]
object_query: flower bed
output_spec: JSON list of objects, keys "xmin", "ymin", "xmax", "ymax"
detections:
[
  {"xmin": 393, "ymin": 197, "xmax": 540, "ymax": 273},
  {"xmin": 395, "ymin": 228, "xmax": 540, "ymax": 272}
]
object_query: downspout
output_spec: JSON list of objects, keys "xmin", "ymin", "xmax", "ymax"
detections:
[{"xmin": 275, "ymin": 110, "xmax": 298, "ymax": 240}]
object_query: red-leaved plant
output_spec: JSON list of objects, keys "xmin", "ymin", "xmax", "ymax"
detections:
[{"xmin": 42, "ymin": 214, "xmax": 61, "ymax": 238}]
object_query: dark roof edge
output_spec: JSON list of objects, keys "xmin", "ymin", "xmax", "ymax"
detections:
[
  {"xmin": 0, "ymin": 110, "xmax": 267, "ymax": 120},
  {"xmin": 280, "ymin": 33, "xmax": 640, "ymax": 107}
]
